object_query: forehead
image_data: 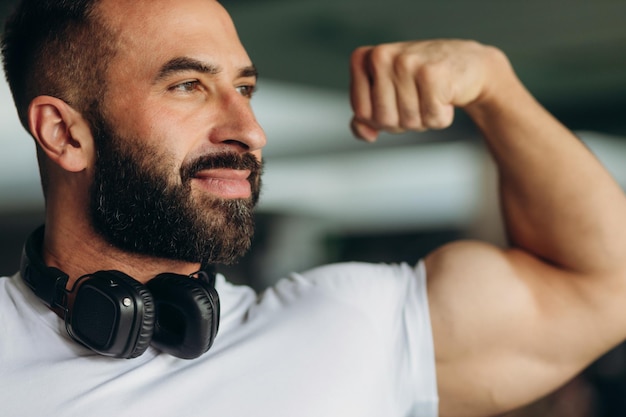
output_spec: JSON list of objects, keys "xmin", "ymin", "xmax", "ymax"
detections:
[{"xmin": 98, "ymin": 0, "xmax": 251, "ymax": 78}]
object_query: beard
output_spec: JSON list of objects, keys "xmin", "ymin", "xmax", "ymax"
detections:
[{"xmin": 88, "ymin": 116, "xmax": 262, "ymax": 266}]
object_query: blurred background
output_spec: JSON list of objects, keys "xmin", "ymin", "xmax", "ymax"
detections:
[{"xmin": 1, "ymin": 0, "xmax": 626, "ymax": 415}]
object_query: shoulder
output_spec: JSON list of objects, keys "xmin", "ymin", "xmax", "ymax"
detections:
[
  {"xmin": 260, "ymin": 261, "xmax": 432, "ymax": 334},
  {"xmin": 0, "ymin": 273, "xmax": 26, "ymax": 314},
  {"xmin": 294, "ymin": 261, "xmax": 425, "ymax": 289},
  {"xmin": 281, "ymin": 261, "xmax": 427, "ymax": 307},
  {"xmin": 218, "ymin": 262, "xmax": 433, "ymax": 344},
  {"xmin": 0, "ymin": 272, "xmax": 61, "ymax": 330}
]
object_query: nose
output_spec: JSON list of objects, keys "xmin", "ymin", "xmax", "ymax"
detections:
[{"xmin": 209, "ymin": 90, "xmax": 267, "ymax": 153}]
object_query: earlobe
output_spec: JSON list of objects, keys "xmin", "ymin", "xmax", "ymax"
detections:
[{"xmin": 28, "ymin": 96, "xmax": 94, "ymax": 173}]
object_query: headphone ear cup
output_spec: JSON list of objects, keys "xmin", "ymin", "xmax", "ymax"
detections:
[
  {"xmin": 66, "ymin": 271, "xmax": 155, "ymax": 359},
  {"xmin": 65, "ymin": 271, "xmax": 155, "ymax": 358},
  {"xmin": 115, "ymin": 273, "xmax": 156, "ymax": 358},
  {"xmin": 146, "ymin": 273, "xmax": 220, "ymax": 359}
]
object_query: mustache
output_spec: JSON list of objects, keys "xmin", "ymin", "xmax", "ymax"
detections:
[{"xmin": 180, "ymin": 152, "xmax": 263, "ymax": 184}]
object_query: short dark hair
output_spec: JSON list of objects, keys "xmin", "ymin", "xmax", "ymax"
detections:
[
  {"xmin": 1, "ymin": 0, "xmax": 118, "ymax": 197},
  {"xmin": 1, "ymin": 0, "xmax": 116, "ymax": 130}
]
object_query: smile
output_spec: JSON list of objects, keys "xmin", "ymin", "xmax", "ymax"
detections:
[{"xmin": 192, "ymin": 168, "xmax": 252, "ymax": 199}]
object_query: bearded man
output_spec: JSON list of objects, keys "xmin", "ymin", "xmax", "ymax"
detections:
[{"xmin": 2, "ymin": 1, "xmax": 626, "ymax": 416}]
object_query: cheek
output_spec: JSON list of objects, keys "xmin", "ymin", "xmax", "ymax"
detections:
[
  {"xmin": 145, "ymin": 101, "xmax": 209, "ymax": 143},
  {"xmin": 105, "ymin": 88, "xmax": 194, "ymax": 143},
  {"xmin": 135, "ymin": 108, "xmax": 199, "ymax": 164}
]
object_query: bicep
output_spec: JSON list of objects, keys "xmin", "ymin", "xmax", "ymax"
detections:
[{"xmin": 424, "ymin": 240, "xmax": 617, "ymax": 417}]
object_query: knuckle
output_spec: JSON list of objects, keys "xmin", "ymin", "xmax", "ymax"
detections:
[
  {"xmin": 422, "ymin": 108, "xmax": 454, "ymax": 130},
  {"xmin": 392, "ymin": 52, "xmax": 415, "ymax": 75},
  {"xmin": 372, "ymin": 107, "xmax": 398, "ymax": 129},
  {"xmin": 350, "ymin": 46, "xmax": 371, "ymax": 69},
  {"xmin": 352, "ymin": 105, "xmax": 371, "ymax": 123},
  {"xmin": 399, "ymin": 114, "xmax": 423, "ymax": 131},
  {"xmin": 369, "ymin": 45, "xmax": 394, "ymax": 68},
  {"xmin": 425, "ymin": 117, "xmax": 447, "ymax": 130},
  {"xmin": 416, "ymin": 62, "xmax": 443, "ymax": 85},
  {"xmin": 351, "ymin": 99, "xmax": 371, "ymax": 122}
]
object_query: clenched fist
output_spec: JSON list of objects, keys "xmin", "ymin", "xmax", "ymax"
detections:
[{"xmin": 349, "ymin": 39, "xmax": 511, "ymax": 141}]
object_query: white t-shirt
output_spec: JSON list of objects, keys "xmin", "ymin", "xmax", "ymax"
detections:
[{"xmin": 0, "ymin": 261, "xmax": 438, "ymax": 417}]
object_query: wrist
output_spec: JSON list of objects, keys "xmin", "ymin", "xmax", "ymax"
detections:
[{"xmin": 464, "ymin": 46, "xmax": 524, "ymax": 122}]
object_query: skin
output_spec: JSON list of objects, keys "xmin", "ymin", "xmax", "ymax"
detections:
[{"xmin": 24, "ymin": 0, "xmax": 626, "ymax": 416}]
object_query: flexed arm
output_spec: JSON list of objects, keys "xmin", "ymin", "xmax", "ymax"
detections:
[{"xmin": 350, "ymin": 40, "xmax": 626, "ymax": 416}]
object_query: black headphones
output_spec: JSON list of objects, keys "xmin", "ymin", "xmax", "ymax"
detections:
[{"xmin": 20, "ymin": 226, "xmax": 220, "ymax": 360}]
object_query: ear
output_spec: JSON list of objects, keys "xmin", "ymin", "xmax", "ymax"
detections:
[{"xmin": 27, "ymin": 96, "xmax": 95, "ymax": 172}]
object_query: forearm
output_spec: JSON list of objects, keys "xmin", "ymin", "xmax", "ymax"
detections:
[{"xmin": 465, "ymin": 51, "xmax": 626, "ymax": 274}]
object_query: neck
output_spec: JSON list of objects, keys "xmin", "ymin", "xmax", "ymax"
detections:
[{"xmin": 41, "ymin": 220, "xmax": 201, "ymax": 288}]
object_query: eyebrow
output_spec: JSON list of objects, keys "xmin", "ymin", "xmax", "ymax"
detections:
[
  {"xmin": 154, "ymin": 57, "xmax": 258, "ymax": 82},
  {"xmin": 238, "ymin": 65, "xmax": 258, "ymax": 79}
]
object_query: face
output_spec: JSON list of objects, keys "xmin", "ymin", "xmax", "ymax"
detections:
[{"xmin": 89, "ymin": 0, "xmax": 267, "ymax": 264}]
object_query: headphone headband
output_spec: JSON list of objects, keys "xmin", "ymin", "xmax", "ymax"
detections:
[{"xmin": 21, "ymin": 226, "xmax": 68, "ymax": 308}]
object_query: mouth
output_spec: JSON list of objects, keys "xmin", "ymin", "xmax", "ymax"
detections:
[{"xmin": 192, "ymin": 168, "xmax": 252, "ymax": 199}]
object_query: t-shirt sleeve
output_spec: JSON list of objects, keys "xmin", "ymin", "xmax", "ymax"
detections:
[{"xmin": 291, "ymin": 260, "xmax": 439, "ymax": 416}]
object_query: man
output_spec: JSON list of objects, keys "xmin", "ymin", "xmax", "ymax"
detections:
[{"xmin": 1, "ymin": 0, "xmax": 625, "ymax": 416}]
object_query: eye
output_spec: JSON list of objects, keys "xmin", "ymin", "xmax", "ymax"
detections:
[
  {"xmin": 236, "ymin": 84, "xmax": 256, "ymax": 99},
  {"xmin": 170, "ymin": 80, "xmax": 201, "ymax": 93}
]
